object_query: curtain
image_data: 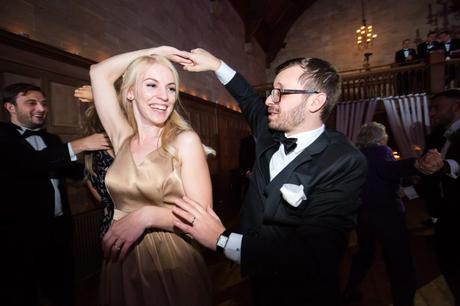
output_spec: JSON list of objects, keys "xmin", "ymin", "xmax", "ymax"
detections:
[
  {"xmin": 383, "ymin": 93, "xmax": 430, "ymax": 158},
  {"xmin": 337, "ymin": 93, "xmax": 429, "ymax": 158},
  {"xmin": 336, "ymin": 99, "xmax": 378, "ymax": 142}
]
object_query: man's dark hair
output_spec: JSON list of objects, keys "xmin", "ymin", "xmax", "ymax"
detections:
[
  {"xmin": 427, "ymin": 31, "xmax": 437, "ymax": 37},
  {"xmin": 402, "ymin": 38, "xmax": 411, "ymax": 44},
  {"xmin": 431, "ymin": 89, "xmax": 460, "ymax": 101},
  {"xmin": 439, "ymin": 30, "xmax": 451, "ymax": 36},
  {"xmin": 275, "ymin": 58, "xmax": 341, "ymax": 121},
  {"xmin": 2, "ymin": 83, "xmax": 43, "ymax": 105}
]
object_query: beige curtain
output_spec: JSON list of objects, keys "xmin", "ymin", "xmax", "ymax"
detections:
[
  {"xmin": 336, "ymin": 99, "xmax": 378, "ymax": 143},
  {"xmin": 383, "ymin": 93, "xmax": 430, "ymax": 158}
]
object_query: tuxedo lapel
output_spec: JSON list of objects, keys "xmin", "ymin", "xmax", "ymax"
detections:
[
  {"xmin": 256, "ymin": 134, "xmax": 279, "ymax": 184},
  {"xmin": 5, "ymin": 122, "xmax": 37, "ymax": 151},
  {"xmin": 262, "ymin": 131, "xmax": 330, "ymax": 220}
]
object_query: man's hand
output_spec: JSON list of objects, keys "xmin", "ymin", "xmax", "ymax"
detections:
[
  {"xmin": 181, "ymin": 48, "xmax": 221, "ymax": 72},
  {"xmin": 173, "ymin": 196, "xmax": 225, "ymax": 251},
  {"xmin": 150, "ymin": 46, "xmax": 193, "ymax": 66},
  {"xmin": 70, "ymin": 133, "xmax": 111, "ymax": 155},
  {"xmin": 74, "ymin": 85, "xmax": 93, "ymax": 103},
  {"xmin": 415, "ymin": 149, "xmax": 444, "ymax": 175}
]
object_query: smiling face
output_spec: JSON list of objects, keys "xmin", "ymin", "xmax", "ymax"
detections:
[
  {"xmin": 5, "ymin": 90, "xmax": 48, "ymax": 128},
  {"xmin": 129, "ymin": 62, "xmax": 177, "ymax": 128},
  {"xmin": 265, "ymin": 65, "xmax": 316, "ymax": 134}
]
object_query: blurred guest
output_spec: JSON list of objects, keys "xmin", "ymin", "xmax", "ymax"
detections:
[
  {"xmin": 417, "ymin": 31, "xmax": 441, "ymax": 61},
  {"xmin": 419, "ymin": 89, "xmax": 460, "ymax": 305},
  {"xmin": 395, "ymin": 39, "xmax": 417, "ymax": 64},
  {"xmin": 439, "ymin": 31, "xmax": 460, "ymax": 60},
  {"xmin": 343, "ymin": 122, "xmax": 441, "ymax": 306},
  {"xmin": 75, "ymin": 85, "xmax": 114, "ymax": 237}
]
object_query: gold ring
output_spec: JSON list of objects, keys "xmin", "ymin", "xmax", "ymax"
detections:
[{"xmin": 191, "ymin": 216, "xmax": 196, "ymax": 225}]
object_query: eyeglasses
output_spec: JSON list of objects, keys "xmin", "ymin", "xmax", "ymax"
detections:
[{"xmin": 266, "ymin": 88, "xmax": 320, "ymax": 103}]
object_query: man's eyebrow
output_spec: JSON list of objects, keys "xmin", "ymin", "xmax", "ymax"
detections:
[{"xmin": 24, "ymin": 98, "xmax": 47, "ymax": 103}]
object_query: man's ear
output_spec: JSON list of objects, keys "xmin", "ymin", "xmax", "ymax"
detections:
[
  {"xmin": 4, "ymin": 102, "xmax": 16, "ymax": 115},
  {"xmin": 308, "ymin": 93, "xmax": 327, "ymax": 114}
]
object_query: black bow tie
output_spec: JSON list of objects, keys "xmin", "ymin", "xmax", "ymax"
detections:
[
  {"xmin": 273, "ymin": 133, "xmax": 297, "ymax": 154},
  {"xmin": 21, "ymin": 129, "xmax": 44, "ymax": 138}
]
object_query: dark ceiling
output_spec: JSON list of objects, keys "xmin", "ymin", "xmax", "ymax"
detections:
[{"xmin": 228, "ymin": 0, "xmax": 317, "ymax": 66}]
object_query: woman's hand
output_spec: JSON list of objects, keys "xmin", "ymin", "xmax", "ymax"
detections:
[
  {"xmin": 102, "ymin": 207, "xmax": 153, "ymax": 262},
  {"xmin": 150, "ymin": 46, "xmax": 192, "ymax": 66},
  {"xmin": 74, "ymin": 85, "xmax": 93, "ymax": 103}
]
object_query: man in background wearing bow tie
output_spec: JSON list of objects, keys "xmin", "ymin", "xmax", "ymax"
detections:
[
  {"xmin": 0, "ymin": 83, "xmax": 110, "ymax": 306},
  {"xmin": 439, "ymin": 31, "xmax": 460, "ymax": 60},
  {"xmin": 173, "ymin": 49, "xmax": 368, "ymax": 306},
  {"xmin": 419, "ymin": 89, "xmax": 460, "ymax": 306},
  {"xmin": 417, "ymin": 31, "xmax": 442, "ymax": 61},
  {"xmin": 395, "ymin": 39, "xmax": 417, "ymax": 65}
]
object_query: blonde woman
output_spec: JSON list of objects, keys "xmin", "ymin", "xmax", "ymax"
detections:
[{"xmin": 90, "ymin": 47, "xmax": 212, "ymax": 306}]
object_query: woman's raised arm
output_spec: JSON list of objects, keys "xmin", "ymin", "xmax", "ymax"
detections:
[{"xmin": 89, "ymin": 47, "xmax": 190, "ymax": 152}]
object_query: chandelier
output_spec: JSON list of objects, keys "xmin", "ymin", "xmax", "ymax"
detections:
[{"xmin": 356, "ymin": 0, "xmax": 377, "ymax": 49}]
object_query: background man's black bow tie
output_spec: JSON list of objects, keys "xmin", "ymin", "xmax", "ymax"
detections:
[
  {"xmin": 273, "ymin": 133, "xmax": 297, "ymax": 154},
  {"xmin": 22, "ymin": 129, "xmax": 44, "ymax": 138}
]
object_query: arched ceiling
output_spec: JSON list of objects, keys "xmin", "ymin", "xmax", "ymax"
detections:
[{"xmin": 228, "ymin": 0, "xmax": 317, "ymax": 66}]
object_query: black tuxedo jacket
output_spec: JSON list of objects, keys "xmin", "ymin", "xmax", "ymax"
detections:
[
  {"xmin": 442, "ymin": 38, "xmax": 460, "ymax": 58},
  {"xmin": 395, "ymin": 48, "xmax": 417, "ymax": 64},
  {"xmin": 0, "ymin": 121, "xmax": 82, "ymax": 236},
  {"xmin": 421, "ymin": 126, "xmax": 460, "ymax": 221},
  {"xmin": 225, "ymin": 74, "xmax": 367, "ymax": 281},
  {"xmin": 417, "ymin": 41, "xmax": 442, "ymax": 60},
  {"xmin": 239, "ymin": 134, "xmax": 256, "ymax": 174}
]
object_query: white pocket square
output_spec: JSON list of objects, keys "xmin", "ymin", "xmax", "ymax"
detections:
[{"xmin": 280, "ymin": 184, "xmax": 307, "ymax": 207}]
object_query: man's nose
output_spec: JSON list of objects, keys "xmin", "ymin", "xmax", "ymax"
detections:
[
  {"xmin": 36, "ymin": 103, "xmax": 47, "ymax": 112},
  {"xmin": 265, "ymin": 95, "xmax": 274, "ymax": 106}
]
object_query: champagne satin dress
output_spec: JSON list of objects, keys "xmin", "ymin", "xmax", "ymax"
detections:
[{"xmin": 100, "ymin": 137, "xmax": 212, "ymax": 306}]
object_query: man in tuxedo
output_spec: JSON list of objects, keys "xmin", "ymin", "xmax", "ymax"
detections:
[
  {"xmin": 420, "ymin": 89, "xmax": 460, "ymax": 305},
  {"xmin": 395, "ymin": 39, "xmax": 417, "ymax": 64},
  {"xmin": 417, "ymin": 31, "xmax": 441, "ymax": 61},
  {"xmin": 439, "ymin": 31, "xmax": 460, "ymax": 60},
  {"xmin": 0, "ymin": 83, "xmax": 110, "ymax": 306},
  {"xmin": 173, "ymin": 49, "xmax": 368, "ymax": 306}
]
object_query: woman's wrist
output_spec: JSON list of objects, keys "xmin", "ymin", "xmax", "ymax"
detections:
[{"xmin": 136, "ymin": 206, "xmax": 156, "ymax": 228}]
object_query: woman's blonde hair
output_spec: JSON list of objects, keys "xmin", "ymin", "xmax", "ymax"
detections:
[
  {"xmin": 82, "ymin": 105, "xmax": 106, "ymax": 176},
  {"xmin": 118, "ymin": 55, "xmax": 214, "ymax": 159},
  {"xmin": 355, "ymin": 121, "xmax": 388, "ymax": 149}
]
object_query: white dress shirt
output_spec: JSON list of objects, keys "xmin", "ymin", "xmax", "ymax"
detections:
[
  {"xmin": 17, "ymin": 126, "xmax": 77, "ymax": 216},
  {"xmin": 215, "ymin": 62, "xmax": 324, "ymax": 263}
]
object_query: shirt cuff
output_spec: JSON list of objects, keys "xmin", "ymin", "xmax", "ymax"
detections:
[
  {"xmin": 224, "ymin": 233, "xmax": 242, "ymax": 264},
  {"xmin": 445, "ymin": 159, "xmax": 459, "ymax": 179},
  {"xmin": 215, "ymin": 61, "xmax": 236, "ymax": 85},
  {"xmin": 67, "ymin": 143, "xmax": 77, "ymax": 161}
]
